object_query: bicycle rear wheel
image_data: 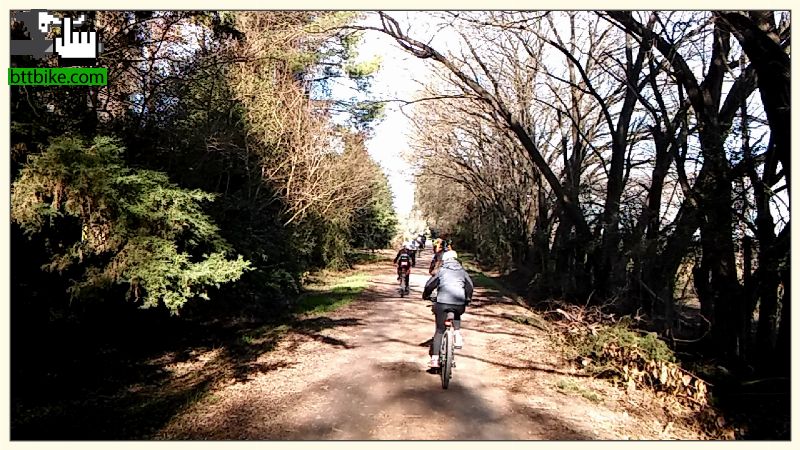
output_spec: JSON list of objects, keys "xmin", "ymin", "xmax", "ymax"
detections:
[{"xmin": 440, "ymin": 328, "xmax": 453, "ymax": 389}]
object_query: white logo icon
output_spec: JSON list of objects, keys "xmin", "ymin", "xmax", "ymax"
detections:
[
  {"xmin": 52, "ymin": 16, "xmax": 99, "ymax": 59},
  {"xmin": 11, "ymin": 10, "xmax": 101, "ymax": 61}
]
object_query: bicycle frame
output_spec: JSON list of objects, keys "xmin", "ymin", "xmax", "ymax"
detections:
[
  {"xmin": 427, "ymin": 295, "xmax": 456, "ymax": 388},
  {"xmin": 439, "ymin": 311, "xmax": 456, "ymax": 389}
]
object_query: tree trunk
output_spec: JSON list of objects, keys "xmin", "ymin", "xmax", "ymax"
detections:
[
  {"xmin": 774, "ymin": 266, "xmax": 790, "ymax": 375},
  {"xmin": 695, "ymin": 124, "xmax": 744, "ymax": 359},
  {"xmin": 755, "ymin": 261, "xmax": 780, "ymax": 365},
  {"xmin": 552, "ymin": 215, "xmax": 575, "ymax": 299},
  {"xmin": 742, "ymin": 235, "xmax": 754, "ymax": 359},
  {"xmin": 528, "ymin": 174, "xmax": 553, "ymax": 297},
  {"xmin": 645, "ymin": 230, "xmax": 694, "ymax": 314}
]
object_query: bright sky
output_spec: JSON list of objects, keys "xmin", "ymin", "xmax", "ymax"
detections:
[{"xmin": 330, "ymin": 12, "xmax": 442, "ymax": 218}]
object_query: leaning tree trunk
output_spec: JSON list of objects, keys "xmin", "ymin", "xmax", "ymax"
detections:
[
  {"xmin": 716, "ymin": 11, "xmax": 791, "ymax": 369},
  {"xmin": 643, "ymin": 194, "xmax": 701, "ymax": 322},
  {"xmin": 717, "ymin": 11, "xmax": 790, "ymax": 189}
]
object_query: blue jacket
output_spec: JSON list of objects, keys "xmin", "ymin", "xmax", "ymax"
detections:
[{"xmin": 423, "ymin": 260, "xmax": 473, "ymax": 305}]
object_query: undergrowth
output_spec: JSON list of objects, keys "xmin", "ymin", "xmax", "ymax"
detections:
[
  {"xmin": 558, "ymin": 316, "xmax": 736, "ymax": 439},
  {"xmin": 565, "ymin": 321, "xmax": 706, "ymax": 401}
]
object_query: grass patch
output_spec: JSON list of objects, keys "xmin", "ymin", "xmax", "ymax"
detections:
[
  {"xmin": 239, "ymin": 324, "xmax": 291, "ymax": 350},
  {"xmin": 468, "ymin": 270, "xmax": 499, "ymax": 289},
  {"xmin": 555, "ymin": 377, "xmax": 603, "ymax": 403},
  {"xmin": 294, "ymin": 273, "xmax": 369, "ymax": 315},
  {"xmin": 347, "ymin": 250, "xmax": 387, "ymax": 265},
  {"xmin": 460, "ymin": 259, "xmax": 502, "ymax": 288},
  {"xmin": 461, "ymin": 256, "xmax": 539, "ymax": 312}
]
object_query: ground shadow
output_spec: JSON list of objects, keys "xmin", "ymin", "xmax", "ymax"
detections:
[
  {"xmin": 11, "ymin": 303, "xmax": 363, "ymax": 439},
  {"xmin": 213, "ymin": 359, "xmax": 597, "ymax": 440}
]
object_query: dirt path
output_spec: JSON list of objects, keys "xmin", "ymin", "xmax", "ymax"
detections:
[{"xmin": 157, "ymin": 249, "xmax": 704, "ymax": 440}]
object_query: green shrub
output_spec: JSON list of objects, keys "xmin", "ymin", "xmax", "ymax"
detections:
[
  {"xmin": 11, "ymin": 136, "xmax": 251, "ymax": 314},
  {"xmin": 577, "ymin": 322, "xmax": 676, "ymax": 366}
]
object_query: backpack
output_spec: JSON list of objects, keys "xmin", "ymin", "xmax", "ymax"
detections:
[{"xmin": 398, "ymin": 252, "xmax": 411, "ymax": 268}]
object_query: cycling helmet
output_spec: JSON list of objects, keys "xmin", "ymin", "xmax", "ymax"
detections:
[{"xmin": 442, "ymin": 250, "xmax": 458, "ymax": 261}]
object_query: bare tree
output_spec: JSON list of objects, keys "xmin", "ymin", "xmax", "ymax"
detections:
[{"xmin": 372, "ymin": 10, "xmax": 788, "ymax": 371}]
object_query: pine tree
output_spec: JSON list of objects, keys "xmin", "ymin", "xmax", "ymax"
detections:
[{"xmin": 11, "ymin": 135, "xmax": 251, "ymax": 313}]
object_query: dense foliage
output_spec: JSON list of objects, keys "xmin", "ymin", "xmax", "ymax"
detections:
[
  {"xmin": 10, "ymin": 11, "xmax": 398, "ymax": 319},
  {"xmin": 12, "ymin": 136, "xmax": 251, "ymax": 313}
]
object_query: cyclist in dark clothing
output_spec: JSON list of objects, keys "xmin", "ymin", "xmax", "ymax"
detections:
[
  {"xmin": 394, "ymin": 246, "xmax": 413, "ymax": 293},
  {"xmin": 422, "ymin": 250, "xmax": 473, "ymax": 368}
]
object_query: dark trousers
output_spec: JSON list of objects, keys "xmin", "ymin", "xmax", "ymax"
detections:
[
  {"xmin": 429, "ymin": 302, "xmax": 465, "ymax": 356},
  {"xmin": 397, "ymin": 267, "xmax": 410, "ymax": 289}
]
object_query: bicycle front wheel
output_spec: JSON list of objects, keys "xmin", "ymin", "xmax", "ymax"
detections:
[{"xmin": 440, "ymin": 329, "xmax": 453, "ymax": 389}]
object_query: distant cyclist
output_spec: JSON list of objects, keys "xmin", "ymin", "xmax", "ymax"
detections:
[
  {"xmin": 394, "ymin": 244, "xmax": 413, "ymax": 293},
  {"xmin": 422, "ymin": 250, "xmax": 473, "ymax": 368},
  {"xmin": 415, "ymin": 235, "xmax": 425, "ymax": 257},
  {"xmin": 405, "ymin": 239, "xmax": 418, "ymax": 267}
]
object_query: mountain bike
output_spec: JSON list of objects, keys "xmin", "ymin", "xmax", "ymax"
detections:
[{"xmin": 398, "ymin": 264, "xmax": 410, "ymax": 297}]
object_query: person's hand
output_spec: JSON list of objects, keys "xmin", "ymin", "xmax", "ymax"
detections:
[{"xmin": 53, "ymin": 16, "xmax": 99, "ymax": 59}]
